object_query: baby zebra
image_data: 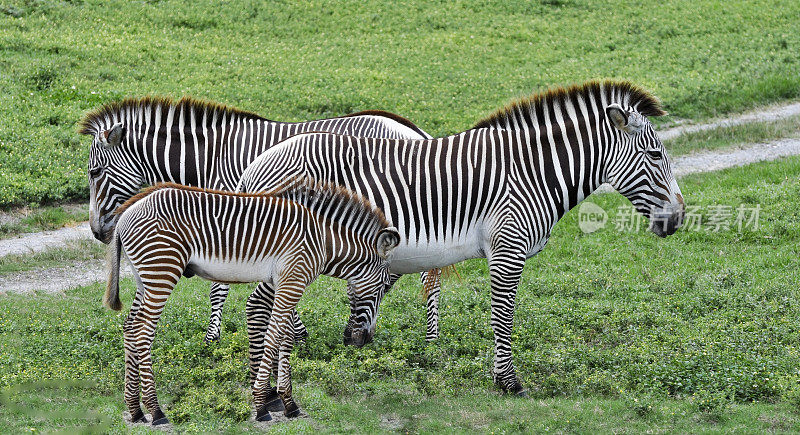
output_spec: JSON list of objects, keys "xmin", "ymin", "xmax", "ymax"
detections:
[{"xmin": 104, "ymin": 178, "xmax": 400, "ymax": 425}]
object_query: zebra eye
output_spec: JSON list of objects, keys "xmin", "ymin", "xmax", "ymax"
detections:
[
  {"xmin": 89, "ymin": 166, "xmax": 103, "ymax": 177},
  {"xmin": 646, "ymin": 150, "xmax": 663, "ymax": 160}
]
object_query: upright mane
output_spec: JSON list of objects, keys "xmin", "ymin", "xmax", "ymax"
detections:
[
  {"xmin": 270, "ymin": 177, "xmax": 391, "ymax": 237},
  {"xmin": 114, "ymin": 178, "xmax": 391, "ymax": 237},
  {"xmin": 473, "ymin": 80, "xmax": 666, "ymax": 130},
  {"xmin": 78, "ymin": 96, "xmax": 266, "ymax": 136}
]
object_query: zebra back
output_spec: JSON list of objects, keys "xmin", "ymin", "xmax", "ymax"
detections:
[{"xmin": 80, "ymin": 96, "xmax": 430, "ymax": 243}]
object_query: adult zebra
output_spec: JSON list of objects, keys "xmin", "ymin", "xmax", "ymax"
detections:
[
  {"xmin": 238, "ymin": 80, "xmax": 685, "ymax": 394},
  {"xmin": 78, "ymin": 96, "xmax": 443, "ymax": 343}
]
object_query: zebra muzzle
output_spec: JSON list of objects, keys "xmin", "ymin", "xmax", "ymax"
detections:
[
  {"xmin": 650, "ymin": 206, "xmax": 684, "ymax": 237},
  {"xmin": 348, "ymin": 327, "xmax": 373, "ymax": 348}
]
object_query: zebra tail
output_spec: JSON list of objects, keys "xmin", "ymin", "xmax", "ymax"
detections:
[
  {"xmin": 442, "ymin": 264, "xmax": 462, "ymax": 281},
  {"xmin": 420, "ymin": 264, "xmax": 464, "ymax": 297},
  {"xmin": 421, "ymin": 268, "xmax": 441, "ymax": 298},
  {"xmin": 104, "ymin": 231, "xmax": 123, "ymax": 311}
]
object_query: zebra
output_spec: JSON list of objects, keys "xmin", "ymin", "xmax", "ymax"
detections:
[
  {"xmin": 104, "ymin": 177, "xmax": 399, "ymax": 425},
  {"xmin": 237, "ymin": 80, "xmax": 686, "ymax": 395},
  {"xmin": 78, "ymin": 96, "xmax": 444, "ymax": 343}
]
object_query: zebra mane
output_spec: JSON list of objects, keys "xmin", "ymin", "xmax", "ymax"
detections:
[
  {"xmin": 115, "ymin": 178, "xmax": 391, "ymax": 236},
  {"xmin": 473, "ymin": 80, "xmax": 666, "ymax": 130},
  {"xmin": 269, "ymin": 177, "xmax": 392, "ymax": 237},
  {"xmin": 78, "ymin": 96, "xmax": 429, "ymax": 139},
  {"xmin": 78, "ymin": 96, "xmax": 267, "ymax": 136}
]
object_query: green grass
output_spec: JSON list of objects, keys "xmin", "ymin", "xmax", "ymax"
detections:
[
  {"xmin": 0, "ymin": 204, "xmax": 88, "ymax": 239},
  {"xmin": 665, "ymin": 114, "xmax": 800, "ymax": 156},
  {"xmin": 2, "ymin": 157, "xmax": 800, "ymax": 432},
  {"xmin": 1, "ymin": 0, "xmax": 800, "ymax": 207}
]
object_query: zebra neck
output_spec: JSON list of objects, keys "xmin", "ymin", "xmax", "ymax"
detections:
[
  {"xmin": 513, "ymin": 110, "xmax": 609, "ymax": 223},
  {"xmin": 131, "ymin": 106, "xmax": 278, "ymax": 190},
  {"xmin": 320, "ymin": 224, "xmax": 373, "ymax": 278}
]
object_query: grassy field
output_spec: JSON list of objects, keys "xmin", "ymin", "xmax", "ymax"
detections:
[
  {"xmin": 2, "ymin": 156, "xmax": 799, "ymax": 432},
  {"xmin": 1, "ymin": 0, "xmax": 800, "ymax": 207}
]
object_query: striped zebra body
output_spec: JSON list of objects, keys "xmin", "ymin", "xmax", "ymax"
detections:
[
  {"xmin": 79, "ymin": 97, "xmax": 443, "ymax": 343},
  {"xmin": 105, "ymin": 179, "xmax": 399, "ymax": 424},
  {"xmin": 238, "ymin": 80, "xmax": 686, "ymax": 394}
]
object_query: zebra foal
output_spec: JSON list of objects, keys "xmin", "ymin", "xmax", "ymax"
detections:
[{"xmin": 104, "ymin": 178, "xmax": 399, "ymax": 424}]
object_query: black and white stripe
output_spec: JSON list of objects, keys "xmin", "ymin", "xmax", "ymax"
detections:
[
  {"xmin": 105, "ymin": 178, "xmax": 400, "ymax": 424},
  {"xmin": 238, "ymin": 80, "xmax": 686, "ymax": 394},
  {"xmin": 79, "ymin": 97, "xmax": 443, "ymax": 343}
]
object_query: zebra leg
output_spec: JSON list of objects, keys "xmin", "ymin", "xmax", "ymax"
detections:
[
  {"xmin": 277, "ymin": 330, "xmax": 301, "ymax": 418},
  {"xmin": 420, "ymin": 269, "xmax": 442, "ymax": 341},
  {"xmin": 253, "ymin": 279, "xmax": 306, "ymax": 421},
  {"xmin": 487, "ymin": 248, "xmax": 527, "ymax": 396},
  {"xmin": 247, "ymin": 282, "xmax": 307, "ymax": 383},
  {"xmin": 204, "ymin": 282, "xmax": 230, "ymax": 343},
  {"xmin": 252, "ymin": 312, "xmax": 283, "ymax": 422},
  {"xmin": 292, "ymin": 309, "xmax": 308, "ymax": 342},
  {"xmin": 123, "ymin": 276, "xmax": 147, "ymax": 423},
  {"xmin": 246, "ymin": 282, "xmax": 275, "ymax": 385},
  {"xmin": 134, "ymin": 274, "xmax": 180, "ymax": 426}
]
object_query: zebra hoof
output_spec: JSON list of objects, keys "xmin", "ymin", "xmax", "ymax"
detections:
[
  {"xmin": 516, "ymin": 389, "xmax": 529, "ymax": 398},
  {"xmin": 255, "ymin": 409, "xmax": 273, "ymax": 422},
  {"xmin": 130, "ymin": 409, "xmax": 148, "ymax": 423},
  {"xmin": 284, "ymin": 402, "xmax": 301, "ymax": 418},
  {"xmin": 151, "ymin": 408, "xmax": 169, "ymax": 426},
  {"xmin": 264, "ymin": 386, "xmax": 284, "ymax": 411},
  {"xmin": 496, "ymin": 378, "xmax": 525, "ymax": 396}
]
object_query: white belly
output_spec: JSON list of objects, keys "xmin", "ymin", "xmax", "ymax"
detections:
[
  {"xmin": 388, "ymin": 228, "xmax": 484, "ymax": 274},
  {"xmin": 187, "ymin": 255, "xmax": 277, "ymax": 284}
]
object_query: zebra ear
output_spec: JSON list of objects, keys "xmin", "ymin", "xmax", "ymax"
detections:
[
  {"xmin": 605, "ymin": 104, "xmax": 629, "ymax": 131},
  {"xmin": 376, "ymin": 227, "xmax": 401, "ymax": 259},
  {"xmin": 99, "ymin": 123, "xmax": 125, "ymax": 148}
]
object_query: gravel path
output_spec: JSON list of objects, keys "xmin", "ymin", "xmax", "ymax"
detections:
[
  {"xmin": 2, "ymin": 102, "xmax": 800, "ymax": 295},
  {"xmin": 659, "ymin": 101, "xmax": 800, "ymax": 141},
  {"xmin": 0, "ymin": 260, "xmax": 105, "ymax": 294},
  {"xmin": 0, "ymin": 222, "xmax": 93, "ymax": 257},
  {"xmin": 672, "ymin": 137, "xmax": 800, "ymax": 177}
]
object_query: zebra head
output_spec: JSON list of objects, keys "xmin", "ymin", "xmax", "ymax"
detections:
[
  {"xmin": 86, "ymin": 122, "xmax": 144, "ymax": 243},
  {"xmin": 343, "ymin": 227, "xmax": 401, "ymax": 347},
  {"xmin": 604, "ymin": 104, "xmax": 685, "ymax": 237}
]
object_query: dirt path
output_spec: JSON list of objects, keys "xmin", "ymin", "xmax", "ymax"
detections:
[
  {"xmin": 0, "ymin": 260, "xmax": 106, "ymax": 294},
  {"xmin": 2, "ymin": 101, "xmax": 800, "ymax": 295},
  {"xmin": 0, "ymin": 222, "xmax": 93, "ymax": 257},
  {"xmin": 672, "ymin": 136, "xmax": 800, "ymax": 177},
  {"xmin": 659, "ymin": 101, "xmax": 800, "ymax": 141}
]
